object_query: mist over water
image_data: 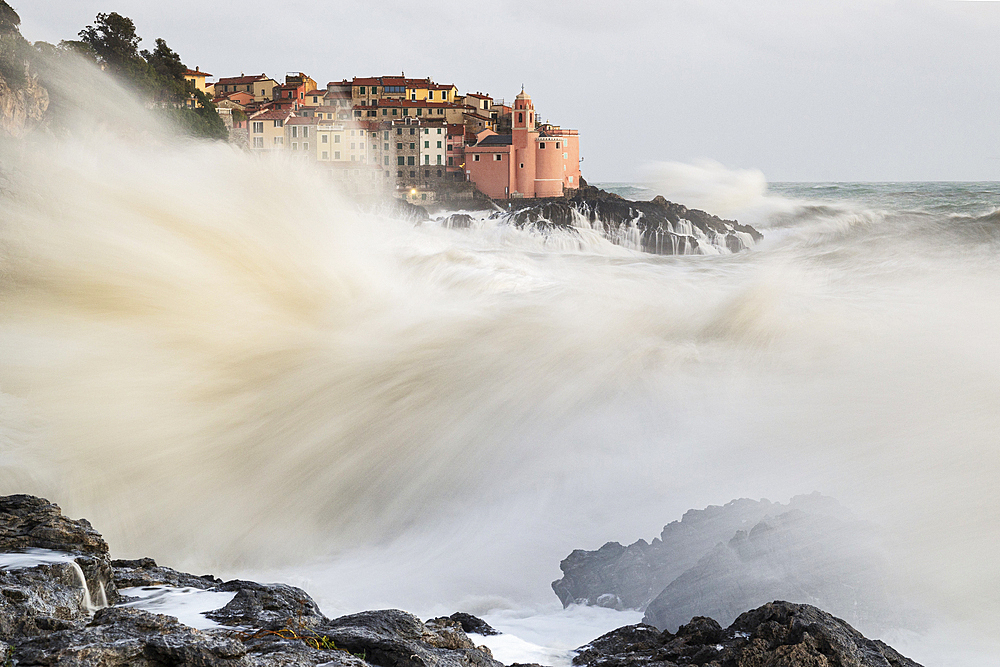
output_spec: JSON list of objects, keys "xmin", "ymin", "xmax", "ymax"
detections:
[{"xmin": 2, "ymin": 65, "xmax": 1000, "ymax": 664}]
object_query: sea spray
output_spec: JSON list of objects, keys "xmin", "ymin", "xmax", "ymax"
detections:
[{"xmin": 0, "ymin": 56, "xmax": 999, "ymax": 664}]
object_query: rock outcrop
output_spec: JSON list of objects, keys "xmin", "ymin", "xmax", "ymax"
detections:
[
  {"xmin": 553, "ymin": 494, "xmax": 906, "ymax": 635},
  {"xmin": 0, "ymin": 494, "xmax": 504, "ymax": 667},
  {"xmin": 492, "ymin": 187, "xmax": 761, "ymax": 256},
  {"xmin": 0, "ymin": 495, "xmax": 922, "ymax": 667},
  {"xmin": 573, "ymin": 601, "xmax": 922, "ymax": 667},
  {"xmin": 0, "ymin": 1, "xmax": 49, "ymax": 137}
]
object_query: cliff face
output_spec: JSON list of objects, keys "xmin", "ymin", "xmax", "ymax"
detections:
[
  {"xmin": 0, "ymin": 0, "xmax": 49, "ymax": 137},
  {"xmin": 0, "ymin": 68, "xmax": 49, "ymax": 136}
]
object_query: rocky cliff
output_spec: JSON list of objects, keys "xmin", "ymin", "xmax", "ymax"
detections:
[
  {"xmin": 0, "ymin": 1, "xmax": 49, "ymax": 137},
  {"xmin": 0, "ymin": 494, "xmax": 922, "ymax": 667}
]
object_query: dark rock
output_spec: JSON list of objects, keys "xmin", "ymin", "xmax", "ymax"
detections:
[
  {"xmin": 206, "ymin": 580, "xmax": 326, "ymax": 631},
  {"xmin": 112, "ymin": 557, "xmax": 223, "ymax": 590},
  {"xmin": 444, "ymin": 612, "xmax": 500, "ymax": 637},
  {"xmin": 323, "ymin": 609, "xmax": 502, "ymax": 667},
  {"xmin": 572, "ymin": 601, "xmax": 922, "ymax": 667},
  {"xmin": 553, "ymin": 497, "xmax": 787, "ymax": 610},
  {"xmin": 441, "ymin": 213, "xmax": 474, "ymax": 229},
  {"xmin": 493, "ymin": 191, "xmax": 761, "ymax": 256},
  {"xmin": 553, "ymin": 494, "xmax": 904, "ymax": 636},
  {"xmin": 642, "ymin": 504, "xmax": 903, "ymax": 634}
]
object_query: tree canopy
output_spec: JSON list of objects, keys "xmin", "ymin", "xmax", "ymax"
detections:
[{"xmin": 76, "ymin": 12, "xmax": 226, "ymax": 139}]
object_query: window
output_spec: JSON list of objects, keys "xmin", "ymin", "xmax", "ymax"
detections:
[
  {"xmin": 252, "ymin": 121, "xmax": 264, "ymax": 133},
  {"xmin": 436, "ymin": 155, "xmax": 442, "ymax": 165},
  {"xmin": 385, "ymin": 171, "xmax": 390, "ymax": 177},
  {"xmin": 382, "ymin": 109, "xmax": 387, "ymax": 116},
  {"xmin": 569, "ymin": 176, "xmax": 574, "ymax": 183},
  {"xmin": 436, "ymin": 141, "xmax": 442, "ymax": 148},
  {"xmin": 322, "ymin": 135, "xmax": 328, "ymax": 144},
  {"xmin": 334, "ymin": 135, "xmax": 341, "ymax": 143},
  {"xmin": 448, "ymin": 157, "xmax": 453, "ymax": 166},
  {"xmin": 403, "ymin": 108, "xmax": 409, "ymax": 116},
  {"xmin": 274, "ymin": 137, "xmax": 283, "ymax": 145},
  {"xmin": 292, "ymin": 142, "xmax": 298, "ymax": 150},
  {"xmin": 409, "ymin": 170, "xmax": 415, "ymax": 177},
  {"xmin": 397, "ymin": 170, "xmax": 403, "ymax": 177},
  {"xmin": 518, "ymin": 112, "xmax": 523, "ymax": 123},
  {"xmin": 327, "ymin": 113, "xmax": 333, "ymax": 119},
  {"xmin": 350, "ymin": 143, "xmax": 356, "ymax": 149},
  {"xmin": 303, "ymin": 142, "xmax": 308, "ymax": 150},
  {"xmin": 253, "ymin": 137, "xmax": 264, "ymax": 147},
  {"xmin": 351, "ymin": 156, "xmax": 355, "ymax": 162},
  {"xmin": 396, "ymin": 143, "xmax": 403, "ymax": 150},
  {"xmin": 384, "ymin": 156, "xmax": 389, "ymax": 165},
  {"xmin": 359, "ymin": 86, "xmax": 366, "ymax": 94},
  {"xmin": 274, "ymin": 119, "xmax": 284, "ymax": 128},
  {"xmin": 425, "ymin": 170, "xmax": 430, "ymax": 177},
  {"xmin": 392, "ymin": 109, "xmax": 398, "ymax": 116},
  {"xmin": 437, "ymin": 169, "xmax": 442, "ymax": 176},
  {"xmin": 424, "ymin": 141, "xmax": 429, "ymax": 148},
  {"xmin": 372, "ymin": 87, "xmax": 378, "ymax": 94},
  {"xmin": 409, "ymin": 143, "xmax": 415, "ymax": 150},
  {"xmin": 495, "ymin": 154, "xmax": 502, "ymax": 161},
  {"xmin": 360, "ymin": 142, "xmax": 365, "ymax": 150},
  {"xmin": 473, "ymin": 154, "xmax": 480, "ymax": 162},
  {"xmin": 428, "ymin": 91, "xmax": 434, "ymax": 100},
  {"xmin": 539, "ymin": 142, "xmax": 545, "ymax": 149},
  {"xmin": 303, "ymin": 127, "xmax": 309, "ymax": 138},
  {"xmin": 335, "ymin": 151, "xmax": 341, "ymax": 159},
  {"xmin": 421, "ymin": 193, "xmax": 426, "ymax": 200},
  {"xmin": 556, "ymin": 142, "xmax": 560, "ymax": 149},
  {"xmin": 384, "ymin": 143, "xmax": 389, "ymax": 150},
  {"xmin": 397, "ymin": 156, "xmax": 405, "ymax": 165},
  {"xmin": 409, "ymin": 128, "xmax": 415, "ymax": 135},
  {"xmin": 397, "ymin": 128, "xmax": 402, "ymax": 135},
  {"xmin": 424, "ymin": 155, "xmax": 430, "ymax": 165},
  {"xmin": 407, "ymin": 156, "xmax": 415, "ymax": 165},
  {"xmin": 292, "ymin": 126, "xmax": 298, "ymax": 138},
  {"xmin": 383, "ymin": 131, "xmax": 389, "ymax": 139},
  {"xmin": 416, "ymin": 108, "xmax": 422, "ymax": 116},
  {"xmin": 322, "ymin": 151, "xmax": 328, "ymax": 159}
]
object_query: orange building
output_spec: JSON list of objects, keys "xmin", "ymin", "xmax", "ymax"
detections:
[{"xmin": 464, "ymin": 89, "xmax": 580, "ymax": 199}]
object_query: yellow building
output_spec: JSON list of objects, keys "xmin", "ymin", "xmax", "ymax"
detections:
[{"xmin": 248, "ymin": 109, "xmax": 293, "ymax": 151}]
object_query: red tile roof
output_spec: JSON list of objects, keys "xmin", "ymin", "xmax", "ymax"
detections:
[
  {"xmin": 218, "ymin": 74, "xmax": 272, "ymax": 85},
  {"xmin": 251, "ymin": 109, "xmax": 294, "ymax": 121},
  {"xmin": 285, "ymin": 116, "xmax": 318, "ymax": 125},
  {"xmin": 184, "ymin": 68, "xmax": 211, "ymax": 77}
]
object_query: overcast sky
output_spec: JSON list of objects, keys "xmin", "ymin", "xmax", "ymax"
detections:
[{"xmin": 16, "ymin": 0, "xmax": 1000, "ymax": 181}]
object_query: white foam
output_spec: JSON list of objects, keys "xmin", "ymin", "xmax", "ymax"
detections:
[{"xmin": 117, "ymin": 586, "xmax": 237, "ymax": 630}]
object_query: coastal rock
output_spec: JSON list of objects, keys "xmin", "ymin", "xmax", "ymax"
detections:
[
  {"xmin": 573, "ymin": 601, "xmax": 922, "ymax": 667},
  {"xmin": 494, "ymin": 190, "xmax": 761, "ymax": 256},
  {"xmin": 112, "ymin": 556, "xmax": 223, "ymax": 590},
  {"xmin": 642, "ymin": 506, "xmax": 901, "ymax": 633},
  {"xmin": 438, "ymin": 612, "xmax": 501, "ymax": 637},
  {"xmin": 0, "ymin": 494, "xmax": 117, "ymax": 615},
  {"xmin": 206, "ymin": 580, "xmax": 326, "ymax": 631},
  {"xmin": 323, "ymin": 609, "xmax": 502, "ymax": 667},
  {"xmin": 553, "ymin": 494, "xmax": 904, "ymax": 635}
]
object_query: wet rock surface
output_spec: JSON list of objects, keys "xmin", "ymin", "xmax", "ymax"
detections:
[
  {"xmin": 494, "ymin": 185, "xmax": 762, "ymax": 256},
  {"xmin": 0, "ymin": 495, "xmax": 921, "ymax": 667},
  {"xmin": 573, "ymin": 601, "xmax": 922, "ymax": 667}
]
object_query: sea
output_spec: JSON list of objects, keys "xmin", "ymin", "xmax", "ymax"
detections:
[{"xmin": 2, "ymin": 87, "xmax": 1000, "ymax": 665}]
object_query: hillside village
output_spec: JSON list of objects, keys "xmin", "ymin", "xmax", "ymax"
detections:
[{"xmin": 188, "ymin": 70, "xmax": 582, "ymax": 205}]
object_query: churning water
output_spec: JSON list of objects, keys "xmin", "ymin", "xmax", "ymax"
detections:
[{"xmin": 1, "ymin": 68, "xmax": 999, "ymax": 664}]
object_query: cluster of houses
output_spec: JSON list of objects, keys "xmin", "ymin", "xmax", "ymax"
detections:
[{"xmin": 183, "ymin": 69, "xmax": 581, "ymax": 203}]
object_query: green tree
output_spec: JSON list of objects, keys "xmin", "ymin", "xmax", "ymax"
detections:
[
  {"xmin": 141, "ymin": 38, "xmax": 188, "ymax": 105},
  {"xmin": 78, "ymin": 12, "xmax": 144, "ymax": 79}
]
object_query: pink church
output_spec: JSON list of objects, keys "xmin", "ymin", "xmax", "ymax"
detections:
[{"xmin": 464, "ymin": 89, "xmax": 581, "ymax": 199}]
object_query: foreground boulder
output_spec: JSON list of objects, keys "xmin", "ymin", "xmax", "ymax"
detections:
[{"xmin": 574, "ymin": 601, "xmax": 921, "ymax": 667}]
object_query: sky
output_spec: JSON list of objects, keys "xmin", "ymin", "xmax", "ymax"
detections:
[{"xmin": 15, "ymin": 0, "xmax": 1000, "ymax": 182}]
